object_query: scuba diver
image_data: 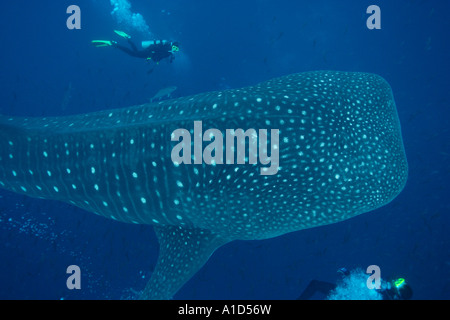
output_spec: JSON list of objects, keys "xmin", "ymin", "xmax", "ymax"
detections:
[
  {"xmin": 297, "ymin": 268, "xmax": 413, "ymax": 300},
  {"xmin": 92, "ymin": 30, "xmax": 180, "ymax": 64}
]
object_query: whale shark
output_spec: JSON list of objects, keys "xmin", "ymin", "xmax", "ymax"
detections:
[{"xmin": 0, "ymin": 71, "xmax": 407, "ymax": 299}]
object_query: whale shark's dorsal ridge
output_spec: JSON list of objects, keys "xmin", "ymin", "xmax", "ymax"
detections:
[{"xmin": 0, "ymin": 71, "xmax": 408, "ymax": 299}]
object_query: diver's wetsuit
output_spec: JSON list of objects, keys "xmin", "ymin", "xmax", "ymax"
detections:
[{"xmin": 114, "ymin": 39, "xmax": 176, "ymax": 63}]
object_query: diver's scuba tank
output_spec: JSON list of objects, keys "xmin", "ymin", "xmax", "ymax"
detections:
[{"xmin": 142, "ymin": 40, "xmax": 170, "ymax": 49}]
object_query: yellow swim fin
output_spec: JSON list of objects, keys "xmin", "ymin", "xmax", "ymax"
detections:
[
  {"xmin": 91, "ymin": 40, "xmax": 113, "ymax": 47},
  {"xmin": 114, "ymin": 30, "xmax": 131, "ymax": 39}
]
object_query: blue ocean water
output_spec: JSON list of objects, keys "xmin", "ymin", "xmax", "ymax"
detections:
[{"xmin": 0, "ymin": 0, "xmax": 448, "ymax": 300}]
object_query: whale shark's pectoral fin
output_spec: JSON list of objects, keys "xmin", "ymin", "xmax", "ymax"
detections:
[{"xmin": 140, "ymin": 225, "xmax": 228, "ymax": 300}]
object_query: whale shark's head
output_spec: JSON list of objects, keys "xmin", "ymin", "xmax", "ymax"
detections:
[{"xmin": 255, "ymin": 71, "xmax": 408, "ymax": 233}]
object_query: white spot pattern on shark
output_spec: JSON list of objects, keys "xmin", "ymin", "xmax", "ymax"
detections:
[{"xmin": 0, "ymin": 71, "xmax": 407, "ymax": 299}]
